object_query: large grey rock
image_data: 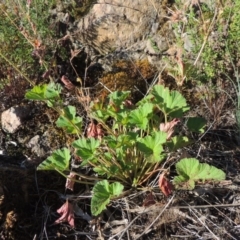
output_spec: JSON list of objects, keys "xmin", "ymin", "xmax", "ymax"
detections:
[{"xmin": 71, "ymin": 0, "xmax": 169, "ymax": 57}]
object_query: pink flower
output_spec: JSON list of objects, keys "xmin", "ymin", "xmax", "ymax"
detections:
[
  {"xmin": 159, "ymin": 118, "xmax": 180, "ymax": 140},
  {"xmin": 27, "ymin": 0, "xmax": 32, "ymax": 7},
  {"xmin": 55, "ymin": 200, "xmax": 75, "ymax": 227},
  {"xmin": 87, "ymin": 122, "xmax": 103, "ymax": 139}
]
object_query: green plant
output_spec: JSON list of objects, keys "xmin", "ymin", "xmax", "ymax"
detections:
[
  {"xmin": 223, "ymin": 0, "xmax": 240, "ymax": 132},
  {"xmin": 25, "ymin": 82, "xmax": 215, "ymax": 215},
  {"xmin": 223, "ymin": 44, "xmax": 240, "ymax": 141},
  {"xmin": 165, "ymin": 1, "xmax": 227, "ymax": 84},
  {"xmin": 227, "ymin": 0, "xmax": 240, "ymax": 58},
  {"xmin": 173, "ymin": 158, "xmax": 226, "ymax": 190},
  {"xmin": 91, "ymin": 180, "xmax": 124, "ymax": 216},
  {"xmin": 0, "ymin": 0, "xmax": 56, "ymax": 78}
]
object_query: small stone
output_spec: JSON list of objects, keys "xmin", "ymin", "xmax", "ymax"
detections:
[
  {"xmin": 26, "ymin": 135, "xmax": 48, "ymax": 157},
  {"xmin": 1, "ymin": 106, "xmax": 30, "ymax": 134}
]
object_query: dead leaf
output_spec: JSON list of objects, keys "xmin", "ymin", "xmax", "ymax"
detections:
[
  {"xmin": 65, "ymin": 172, "xmax": 76, "ymax": 191},
  {"xmin": 77, "ymin": 95, "xmax": 91, "ymax": 105},
  {"xmin": 42, "ymin": 69, "xmax": 51, "ymax": 79},
  {"xmin": 159, "ymin": 118, "xmax": 180, "ymax": 139},
  {"xmin": 124, "ymin": 100, "xmax": 134, "ymax": 108},
  {"xmin": 55, "ymin": 200, "xmax": 75, "ymax": 227},
  {"xmin": 142, "ymin": 192, "xmax": 156, "ymax": 207},
  {"xmin": 165, "ymin": 6, "xmax": 187, "ymax": 23},
  {"xmin": 158, "ymin": 173, "xmax": 173, "ymax": 196},
  {"xmin": 57, "ymin": 34, "xmax": 70, "ymax": 44},
  {"xmin": 61, "ymin": 75, "xmax": 75, "ymax": 90}
]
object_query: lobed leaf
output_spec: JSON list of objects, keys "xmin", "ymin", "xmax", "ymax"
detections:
[
  {"xmin": 151, "ymin": 85, "xmax": 189, "ymax": 117},
  {"xmin": 103, "ymin": 135, "xmax": 117, "ymax": 149},
  {"xmin": 37, "ymin": 148, "xmax": 70, "ymax": 171},
  {"xmin": 56, "ymin": 106, "xmax": 82, "ymax": 134},
  {"xmin": 45, "ymin": 82, "xmax": 62, "ymax": 99},
  {"xmin": 25, "ymin": 82, "xmax": 62, "ymax": 102},
  {"xmin": 25, "ymin": 84, "xmax": 47, "ymax": 101},
  {"xmin": 72, "ymin": 138, "xmax": 100, "ymax": 161},
  {"xmin": 92, "ymin": 109, "xmax": 110, "ymax": 122},
  {"xmin": 108, "ymin": 91, "xmax": 131, "ymax": 107},
  {"xmin": 91, "ymin": 180, "xmax": 124, "ymax": 216},
  {"xmin": 166, "ymin": 136, "xmax": 191, "ymax": 151},
  {"xmin": 109, "ymin": 182, "xmax": 124, "ymax": 196},
  {"xmin": 173, "ymin": 158, "xmax": 226, "ymax": 190},
  {"xmin": 137, "ymin": 131, "xmax": 167, "ymax": 162},
  {"xmin": 129, "ymin": 102, "xmax": 154, "ymax": 130},
  {"xmin": 186, "ymin": 117, "xmax": 206, "ymax": 133},
  {"xmin": 116, "ymin": 132, "xmax": 138, "ymax": 148}
]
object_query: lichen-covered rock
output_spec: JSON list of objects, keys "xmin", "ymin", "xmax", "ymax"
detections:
[
  {"xmin": 26, "ymin": 135, "xmax": 46, "ymax": 158},
  {"xmin": 71, "ymin": 0, "xmax": 169, "ymax": 56}
]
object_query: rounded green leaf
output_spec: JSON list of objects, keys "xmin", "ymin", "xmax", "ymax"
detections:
[
  {"xmin": 175, "ymin": 158, "xmax": 200, "ymax": 178},
  {"xmin": 72, "ymin": 138, "xmax": 100, "ymax": 160},
  {"xmin": 109, "ymin": 182, "xmax": 124, "ymax": 196},
  {"xmin": 151, "ymin": 85, "xmax": 189, "ymax": 117},
  {"xmin": 174, "ymin": 158, "xmax": 226, "ymax": 190},
  {"xmin": 56, "ymin": 106, "xmax": 82, "ymax": 134}
]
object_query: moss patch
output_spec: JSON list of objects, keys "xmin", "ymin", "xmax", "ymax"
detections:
[{"xmin": 97, "ymin": 59, "xmax": 157, "ymax": 101}]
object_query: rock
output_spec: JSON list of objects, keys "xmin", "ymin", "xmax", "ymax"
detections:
[
  {"xmin": 54, "ymin": 0, "xmax": 218, "ymax": 72},
  {"xmin": 1, "ymin": 105, "xmax": 31, "ymax": 134},
  {"xmin": 71, "ymin": 0, "xmax": 169, "ymax": 56},
  {"xmin": 26, "ymin": 133, "xmax": 51, "ymax": 158}
]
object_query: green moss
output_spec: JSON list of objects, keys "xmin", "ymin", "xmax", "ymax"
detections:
[
  {"xmin": 0, "ymin": 0, "xmax": 56, "ymax": 78},
  {"xmin": 98, "ymin": 59, "xmax": 156, "ymax": 101},
  {"xmin": 228, "ymin": 0, "xmax": 240, "ymax": 57}
]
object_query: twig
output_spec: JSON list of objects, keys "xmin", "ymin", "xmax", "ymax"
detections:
[
  {"xmin": 189, "ymin": 207, "xmax": 219, "ymax": 240},
  {"xmin": 128, "ymin": 202, "xmax": 240, "ymax": 214},
  {"xmin": 0, "ymin": 51, "xmax": 35, "ymax": 86}
]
